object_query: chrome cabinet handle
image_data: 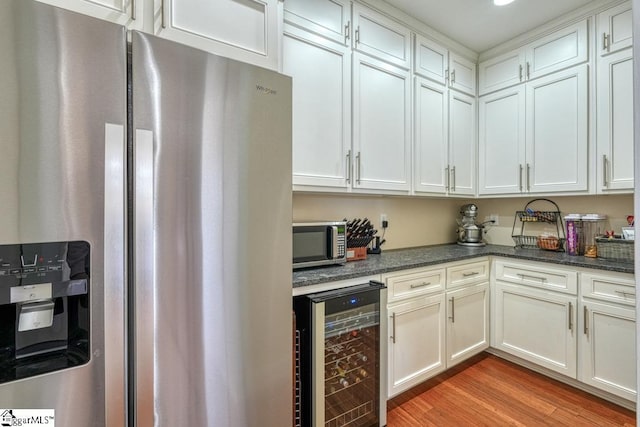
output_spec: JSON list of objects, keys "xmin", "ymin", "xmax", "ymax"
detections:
[
  {"xmin": 451, "ymin": 69, "xmax": 456, "ymax": 85},
  {"xmin": 161, "ymin": 0, "xmax": 167, "ymax": 28},
  {"xmin": 615, "ymin": 290, "xmax": 636, "ymax": 297},
  {"xmin": 602, "ymin": 33, "xmax": 610, "ymax": 51},
  {"xmin": 355, "ymin": 26, "xmax": 360, "ymax": 45},
  {"xmin": 356, "ymin": 151, "xmax": 361, "ymax": 184},
  {"xmin": 345, "ymin": 21, "xmax": 350, "ymax": 44},
  {"xmin": 526, "ymin": 163, "xmax": 531, "ymax": 191},
  {"xmin": 445, "ymin": 69, "xmax": 450, "ymax": 82},
  {"xmin": 462, "ymin": 272, "xmax": 479, "ymax": 277},
  {"xmin": 519, "ymin": 164, "xmax": 523, "ymax": 192},
  {"xmin": 602, "ymin": 154, "xmax": 608, "ymax": 187},
  {"xmin": 583, "ymin": 305, "xmax": 588, "ymax": 336},
  {"xmin": 390, "ymin": 312, "xmax": 396, "ymax": 344},
  {"xmin": 445, "ymin": 166, "xmax": 450, "ymax": 191},
  {"xmin": 526, "ymin": 62, "xmax": 530, "ymax": 80},
  {"xmin": 519, "ymin": 64, "xmax": 523, "ymax": 81},
  {"xmin": 449, "ymin": 297, "xmax": 455, "ymax": 323},
  {"xmin": 568, "ymin": 302, "xmax": 573, "ymax": 331},
  {"xmin": 346, "ymin": 150, "xmax": 351, "ymax": 184},
  {"xmin": 131, "ymin": 0, "xmax": 136, "ymax": 20},
  {"xmin": 451, "ymin": 166, "xmax": 456, "ymax": 192},
  {"xmin": 410, "ymin": 282, "xmax": 431, "ymax": 289},
  {"xmin": 517, "ymin": 273, "xmax": 547, "ymax": 282}
]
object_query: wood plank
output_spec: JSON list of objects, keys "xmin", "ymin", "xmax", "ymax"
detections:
[{"xmin": 387, "ymin": 353, "xmax": 635, "ymax": 426}]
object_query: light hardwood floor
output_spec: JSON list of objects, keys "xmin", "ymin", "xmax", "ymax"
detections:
[{"xmin": 387, "ymin": 353, "xmax": 636, "ymax": 426}]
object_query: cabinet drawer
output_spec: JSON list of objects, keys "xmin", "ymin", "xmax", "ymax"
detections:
[
  {"xmin": 494, "ymin": 260, "xmax": 577, "ymax": 294},
  {"xmin": 446, "ymin": 260, "xmax": 489, "ymax": 289},
  {"xmin": 384, "ymin": 268, "xmax": 445, "ymax": 302},
  {"xmin": 581, "ymin": 272, "xmax": 636, "ymax": 306}
]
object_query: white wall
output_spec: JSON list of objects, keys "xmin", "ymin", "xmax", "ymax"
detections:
[{"xmin": 293, "ymin": 193, "xmax": 634, "ymax": 249}]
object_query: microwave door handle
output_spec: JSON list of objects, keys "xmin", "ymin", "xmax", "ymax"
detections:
[{"xmin": 329, "ymin": 226, "xmax": 339, "ymax": 259}]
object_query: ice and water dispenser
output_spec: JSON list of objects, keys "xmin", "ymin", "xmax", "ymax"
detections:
[{"xmin": 0, "ymin": 241, "xmax": 90, "ymax": 383}]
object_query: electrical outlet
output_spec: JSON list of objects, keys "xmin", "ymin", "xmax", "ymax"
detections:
[
  {"xmin": 380, "ymin": 214, "xmax": 388, "ymax": 228},
  {"xmin": 487, "ymin": 214, "xmax": 499, "ymax": 226}
]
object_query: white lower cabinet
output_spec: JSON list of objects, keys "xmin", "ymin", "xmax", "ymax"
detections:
[
  {"xmin": 384, "ymin": 260, "xmax": 488, "ymax": 396},
  {"xmin": 493, "ymin": 281, "xmax": 577, "ymax": 377},
  {"xmin": 579, "ymin": 272, "xmax": 637, "ymax": 401},
  {"xmin": 380, "ymin": 257, "xmax": 635, "ymax": 403},
  {"xmin": 387, "ymin": 294, "xmax": 446, "ymax": 397},
  {"xmin": 446, "ymin": 282, "xmax": 489, "ymax": 367},
  {"xmin": 492, "ymin": 259, "xmax": 636, "ymax": 403}
]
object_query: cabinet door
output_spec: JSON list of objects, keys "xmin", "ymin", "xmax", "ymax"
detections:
[
  {"xmin": 598, "ymin": 2, "xmax": 633, "ymax": 56},
  {"xmin": 597, "ymin": 49, "xmax": 634, "ymax": 192},
  {"xmin": 388, "ymin": 294, "xmax": 446, "ymax": 397},
  {"xmin": 352, "ymin": 3, "xmax": 411, "ymax": 69},
  {"xmin": 478, "ymin": 86, "xmax": 526, "ymax": 195},
  {"xmin": 284, "ymin": 25, "xmax": 351, "ymax": 189},
  {"xmin": 446, "ymin": 283, "xmax": 489, "ymax": 368},
  {"xmin": 526, "ymin": 20, "xmax": 588, "ymax": 80},
  {"xmin": 449, "ymin": 53, "xmax": 477, "ymax": 96},
  {"xmin": 493, "ymin": 282, "xmax": 577, "ymax": 377},
  {"xmin": 156, "ymin": 0, "xmax": 279, "ymax": 70},
  {"xmin": 414, "ymin": 77, "xmax": 448, "ymax": 194},
  {"xmin": 579, "ymin": 300, "xmax": 636, "ymax": 401},
  {"xmin": 36, "ymin": 0, "xmax": 143, "ymax": 29},
  {"xmin": 478, "ymin": 48, "xmax": 526, "ymax": 95},
  {"xmin": 283, "ymin": 0, "xmax": 350, "ymax": 45},
  {"xmin": 353, "ymin": 53, "xmax": 411, "ymax": 192},
  {"xmin": 414, "ymin": 34, "xmax": 448, "ymax": 85},
  {"xmin": 448, "ymin": 91, "xmax": 476, "ymax": 196},
  {"xmin": 526, "ymin": 65, "xmax": 588, "ymax": 193}
]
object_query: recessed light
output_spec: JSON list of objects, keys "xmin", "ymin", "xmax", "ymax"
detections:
[{"xmin": 494, "ymin": 0, "xmax": 515, "ymax": 5}]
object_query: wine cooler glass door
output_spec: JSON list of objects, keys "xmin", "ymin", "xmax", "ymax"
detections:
[{"xmin": 318, "ymin": 289, "xmax": 381, "ymax": 427}]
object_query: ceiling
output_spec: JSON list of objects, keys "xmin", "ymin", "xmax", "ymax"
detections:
[{"xmin": 382, "ymin": 0, "xmax": 597, "ymax": 53}]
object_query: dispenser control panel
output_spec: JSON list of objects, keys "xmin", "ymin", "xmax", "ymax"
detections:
[{"xmin": 0, "ymin": 241, "xmax": 89, "ymax": 286}]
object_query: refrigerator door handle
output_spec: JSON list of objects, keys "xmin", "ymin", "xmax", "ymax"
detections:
[
  {"xmin": 133, "ymin": 128, "xmax": 155, "ymax": 427},
  {"xmin": 104, "ymin": 123, "xmax": 127, "ymax": 426}
]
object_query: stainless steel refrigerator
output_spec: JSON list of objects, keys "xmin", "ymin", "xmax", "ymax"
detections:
[{"xmin": 0, "ymin": 1, "xmax": 293, "ymax": 426}]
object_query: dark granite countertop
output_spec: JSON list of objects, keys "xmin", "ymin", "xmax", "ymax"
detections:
[{"xmin": 293, "ymin": 244, "xmax": 635, "ymax": 288}]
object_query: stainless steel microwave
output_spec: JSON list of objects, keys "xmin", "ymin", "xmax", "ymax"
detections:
[{"xmin": 292, "ymin": 221, "xmax": 347, "ymax": 270}]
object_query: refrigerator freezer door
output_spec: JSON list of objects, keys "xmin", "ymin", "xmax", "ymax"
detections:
[
  {"xmin": 0, "ymin": 1, "xmax": 127, "ymax": 426},
  {"xmin": 132, "ymin": 31, "xmax": 293, "ymax": 426}
]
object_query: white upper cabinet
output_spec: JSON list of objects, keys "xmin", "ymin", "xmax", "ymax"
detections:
[
  {"xmin": 449, "ymin": 53, "xmax": 477, "ymax": 96},
  {"xmin": 478, "ymin": 85, "xmax": 526, "ymax": 195},
  {"xmin": 414, "ymin": 34, "xmax": 448, "ymax": 86},
  {"xmin": 526, "ymin": 65, "xmax": 588, "ymax": 193},
  {"xmin": 36, "ymin": 0, "xmax": 144, "ymax": 29},
  {"xmin": 414, "ymin": 78, "xmax": 449, "ymax": 194},
  {"xmin": 154, "ymin": 0, "xmax": 280, "ymax": 70},
  {"xmin": 415, "ymin": 35, "xmax": 476, "ymax": 96},
  {"xmin": 448, "ymin": 91, "xmax": 477, "ymax": 196},
  {"xmin": 352, "ymin": 3, "xmax": 411, "ymax": 69},
  {"xmin": 597, "ymin": 48, "xmax": 634, "ymax": 192},
  {"xmin": 414, "ymin": 78, "xmax": 476, "ymax": 196},
  {"xmin": 286, "ymin": 1, "xmax": 413, "ymax": 193},
  {"xmin": 283, "ymin": 0, "xmax": 350, "ymax": 45},
  {"xmin": 526, "ymin": 20, "xmax": 588, "ymax": 80},
  {"xmin": 478, "ymin": 49, "xmax": 526, "ymax": 97},
  {"xmin": 284, "ymin": 24, "xmax": 351, "ymax": 189},
  {"xmin": 598, "ymin": 2, "xmax": 633, "ymax": 56},
  {"xmin": 479, "ymin": 19, "xmax": 588, "ymax": 95},
  {"xmin": 479, "ymin": 65, "xmax": 588, "ymax": 195},
  {"xmin": 353, "ymin": 53, "xmax": 411, "ymax": 191}
]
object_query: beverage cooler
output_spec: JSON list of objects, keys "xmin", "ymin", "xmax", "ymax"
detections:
[{"xmin": 294, "ymin": 281, "xmax": 387, "ymax": 427}]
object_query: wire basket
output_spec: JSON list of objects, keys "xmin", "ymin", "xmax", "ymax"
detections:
[
  {"xmin": 595, "ymin": 237, "xmax": 634, "ymax": 262},
  {"xmin": 512, "ymin": 235, "xmax": 565, "ymax": 251},
  {"xmin": 516, "ymin": 210, "xmax": 559, "ymax": 223}
]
